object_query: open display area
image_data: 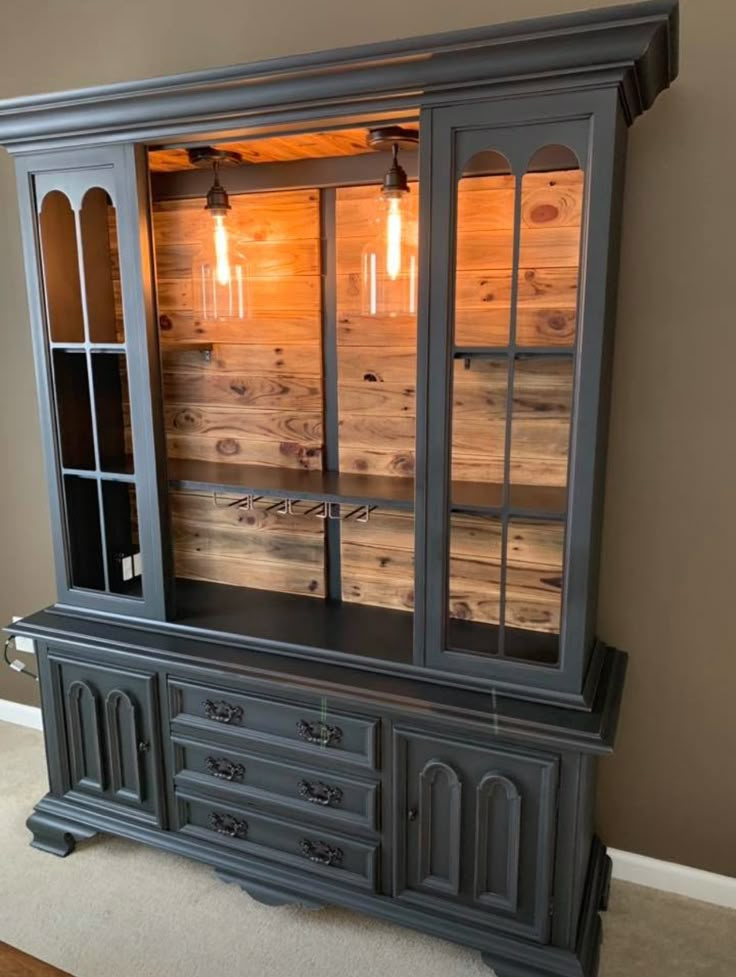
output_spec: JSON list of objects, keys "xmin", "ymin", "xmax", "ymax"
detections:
[{"xmin": 148, "ymin": 125, "xmax": 582, "ymax": 666}]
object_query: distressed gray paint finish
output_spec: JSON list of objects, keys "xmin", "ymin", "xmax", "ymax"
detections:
[{"xmin": 1, "ymin": 4, "xmax": 677, "ymax": 975}]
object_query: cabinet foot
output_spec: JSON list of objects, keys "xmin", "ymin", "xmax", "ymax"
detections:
[
  {"xmin": 26, "ymin": 808, "xmax": 98, "ymax": 857},
  {"xmin": 599, "ymin": 854, "xmax": 613, "ymax": 912},
  {"xmin": 216, "ymin": 870, "xmax": 326, "ymax": 910}
]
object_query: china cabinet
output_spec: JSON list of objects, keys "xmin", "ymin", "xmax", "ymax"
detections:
[{"xmin": 1, "ymin": 3, "xmax": 678, "ymax": 974}]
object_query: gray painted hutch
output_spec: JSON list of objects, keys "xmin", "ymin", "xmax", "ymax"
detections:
[{"xmin": 0, "ymin": 3, "xmax": 678, "ymax": 975}]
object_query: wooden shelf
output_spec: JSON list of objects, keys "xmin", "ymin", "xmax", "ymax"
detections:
[
  {"xmin": 451, "ymin": 481, "xmax": 567, "ymax": 519},
  {"xmin": 168, "ymin": 458, "xmax": 415, "ymax": 511},
  {"xmin": 175, "ymin": 578, "xmax": 414, "ymax": 666}
]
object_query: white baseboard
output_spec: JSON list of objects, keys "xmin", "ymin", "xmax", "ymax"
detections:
[
  {"xmin": 1, "ymin": 699, "xmax": 733, "ymax": 908},
  {"xmin": 0, "ymin": 697, "xmax": 43, "ymax": 731},
  {"xmin": 609, "ymin": 848, "xmax": 736, "ymax": 909}
]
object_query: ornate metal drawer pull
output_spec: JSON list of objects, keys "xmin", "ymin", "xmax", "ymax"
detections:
[
  {"xmin": 207, "ymin": 811, "xmax": 248, "ymax": 839},
  {"xmin": 300, "ymin": 838, "xmax": 343, "ymax": 867},
  {"xmin": 202, "ymin": 698, "xmax": 244, "ymax": 725},
  {"xmin": 205, "ymin": 755, "xmax": 246, "ymax": 782},
  {"xmin": 296, "ymin": 719, "xmax": 343, "ymax": 747},
  {"xmin": 298, "ymin": 779, "xmax": 343, "ymax": 807}
]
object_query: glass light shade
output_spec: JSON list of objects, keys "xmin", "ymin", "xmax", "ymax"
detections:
[
  {"xmin": 197, "ymin": 258, "xmax": 250, "ymax": 321},
  {"xmin": 361, "ymin": 193, "xmax": 418, "ymax": 317}
]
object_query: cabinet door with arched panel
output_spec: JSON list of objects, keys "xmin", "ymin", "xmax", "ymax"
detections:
[
  {"xmin": 418, "ymin": 91, "xmax": 625, "ymax": 699},
  {"xmin": 15, "ymin": 146, "xmax": 169, "ymax": 619},
  {"xmin": 392, "ymin": 727, "xmax": 558, "ymax": 943},
  {"xmin": 47, "ymin": 652, "xmax": 165, "ymax": 826}
]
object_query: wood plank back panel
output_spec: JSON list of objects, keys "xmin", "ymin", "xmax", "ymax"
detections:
[
  {"xmin": 152, "ymin": 168, "xmax": 580, "ymax": 625},
  {"xmin": 154, "ymin": 189, "xmax": 326, "ymax": 596}
]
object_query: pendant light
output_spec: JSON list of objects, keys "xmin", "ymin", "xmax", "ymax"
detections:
[
  {"xmin": 362, "ymin": 127, "xmax": 419, "ymax": 318},
  {"xmin": 187, "ymin": 147, "xmax": 249, "ymax": 321}
]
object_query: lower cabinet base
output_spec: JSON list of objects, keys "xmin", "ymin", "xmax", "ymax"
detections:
[{"xmin": 26, "ymin": 793, "xmax": 611, "ymax": 977}]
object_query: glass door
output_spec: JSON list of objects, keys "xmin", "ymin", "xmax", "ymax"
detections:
[
  {"xmin": 20, "ymin": 148, "xmax": 168, "ymax": 618},
  {"xmin": 420, "ymin": 101, "xmax": 599, "ymax": 696}
]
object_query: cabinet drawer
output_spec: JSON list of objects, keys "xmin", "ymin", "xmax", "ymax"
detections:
[
  {"xmin": 176, "ymin": 789, "xmax": 379, "ymax": 891},
  {"xmin": 172, "ymin": 735, "xmax": 379, "ymax": 832},
  {"xmin": 169, "ymin": 679, "xmax": 378, "ymax": 768}
]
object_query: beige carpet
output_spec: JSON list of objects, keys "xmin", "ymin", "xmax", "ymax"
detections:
[{"xmin": 1, "ymin": 721, "xmax": 733, "ymax": 977}]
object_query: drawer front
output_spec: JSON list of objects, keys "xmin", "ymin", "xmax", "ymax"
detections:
[
  {"xmin": 169, "ymin": 679, "xmax": 378, "ymax": 768},
  {"xmin": 176, "ymin": 789, "xmax": 378, "ymax": 891},
  {"xmin": 172, "ymin": 735, "xmax": 378, "ymax": 832}
]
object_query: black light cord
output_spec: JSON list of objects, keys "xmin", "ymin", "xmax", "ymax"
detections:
[{"xmin": 3, "ymin": 635, "xmax": 38, "ymax": 681}]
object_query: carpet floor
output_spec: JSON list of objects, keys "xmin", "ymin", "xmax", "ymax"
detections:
[{"xmin": 1, "ymin": 720, "xmax": 733, "ymax": 977}]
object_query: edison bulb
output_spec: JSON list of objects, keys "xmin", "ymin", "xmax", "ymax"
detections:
[
  {"xmin": 213, "ymin": 214, "xmax": 230, "ymax": 286},
  {"xmin": 386, "ymin": 196, "xmax": 403, "ymax": 280}
]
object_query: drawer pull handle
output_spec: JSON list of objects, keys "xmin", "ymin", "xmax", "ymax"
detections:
[
  {"xmin": 208, "ymin": 812, "xmax": 248, "ymax": 839},
  {"xmin": 205, "ymin": 756, "xmax": 245, "ymax": 782},
  {"xmin": 296, "ymin": 719, "xmax": 343, "ymax": 747},
  {"xmin": 300, "ymin": 838, "xmax": 343, "ymax": 868},
  {"xmin": 202, "ymin": 699, "xmax": 244, "ymax": 725},
  {"xmin": 298, "ymin": 779, "xmax": 343, "ymax": 807}
]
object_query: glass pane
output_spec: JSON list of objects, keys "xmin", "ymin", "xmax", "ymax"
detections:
[
  {"xmin": 454, "ymin": 152, "xmax": 514, "ymax": 347},
  {"xmin": 510, "ymin": 357, "xmax": 573, "ymax": 510},
  {"xmin": 63, "ymin": 475, "xmax": 104, "ymax": 590},
  {"xmin": 451, "ymin": 358, "xmax": 507, "ymax": 508},
  {"xmin": 39, "ymin": 191, "xmax": 84, "ymax": 343},
  {"xmin": 504, "ymin": 518, "xmax": 563, "ymax": 663},
  {"xmin": 53, "ymin": 351, "xmax": 94, "ymax": 470},
  {"xmin": 102, "ymin": 482, "xmax": 142, "ymax": 597},
  {"xmin": 91, "ymin": 353, "xmax": 134, "ymax": 474},
  {"xmin": 517, "ymin": 149, "xmax": 584, "ymax": 348},
  {"xmin": 445, "ymin": 145, "xmax": 582, "ymax": 667},
  {"xmin": 448, "ymin": 513, "xmax": 502, "ymax": 655},
  {"xmin": 341, "ymin": 509, "xmax": 414, "ymax": 612},
  {"xmin": 80, "ymin": 188, "xmax": 124, "ymax": 343}
]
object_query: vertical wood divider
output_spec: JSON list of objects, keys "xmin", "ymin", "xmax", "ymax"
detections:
[{"xmin": 320, "ymin": 187, "xmax": 342, "ymax": 601}]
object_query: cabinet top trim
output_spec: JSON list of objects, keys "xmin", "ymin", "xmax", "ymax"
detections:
[{"xmin": 0, "ymin": 1, "xmax": 677, "ymax": 152}]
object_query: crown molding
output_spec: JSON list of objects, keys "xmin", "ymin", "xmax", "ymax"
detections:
[{"xmin": 0, "ymin": 1, "xmax": 677, "ymax": 153}]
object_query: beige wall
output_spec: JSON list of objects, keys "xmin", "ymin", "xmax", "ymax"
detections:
[{"xmin": 0, "ymin": 0, "xmax": 733, "ymax": 876}]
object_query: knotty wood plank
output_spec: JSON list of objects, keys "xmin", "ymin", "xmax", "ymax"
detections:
[
  {"xmin": 162, "ymin": 371, "xmax": 323, "ymax": 411},
  {"xmin": 175, "ymin": 551, "xmax": 326, "ymax": 598},
  {"xmin": 150, "ymin": 128, "xmax": 373, "ymax": 172},
  {"xmin": 164, "ymin": 405, "xmax": 322, "ymax": 445},
  {"xmin": 158, "ymin": 312, "xmax": 320, "ymax": 345},
  {"xmin": 162, "ymin": 343, "xmax": 323, "ymax": 377},
  {"xmin": 166, "ymin": 432, "xmax": 323, "ymax": 470}
]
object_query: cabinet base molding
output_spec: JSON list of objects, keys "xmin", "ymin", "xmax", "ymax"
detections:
[
  {"xmin": 217, "ymin": 869, "xmax": 327, "ymax": 910},
  {"xmin": 27, "ymin": 792, "xmax": 609, "ymax": 977}
]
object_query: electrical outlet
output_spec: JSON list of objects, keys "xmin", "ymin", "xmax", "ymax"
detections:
[{"xmin": 12, "ymin": 617, "xmax": 36, "ymax": 654}]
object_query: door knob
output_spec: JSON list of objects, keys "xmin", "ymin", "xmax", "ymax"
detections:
[
  {"xmin": 407, "ymin": 807, "xmax": 418, "ymax": 821},
  {"xmin": 137, "ymin": 741, "xmax": 150, "ymax": 753}
]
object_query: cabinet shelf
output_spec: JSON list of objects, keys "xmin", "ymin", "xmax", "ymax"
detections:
[
  {"xmin": 168, "ymin": 458, "xmax": 415, "ymax": 511},
  {"xmin": 451, "ymin": 481, "xmax": 567, "ymax": 520},
  {"xmin": 175, "ymin": 578, "xmax": 414, "ymax": 665}
]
